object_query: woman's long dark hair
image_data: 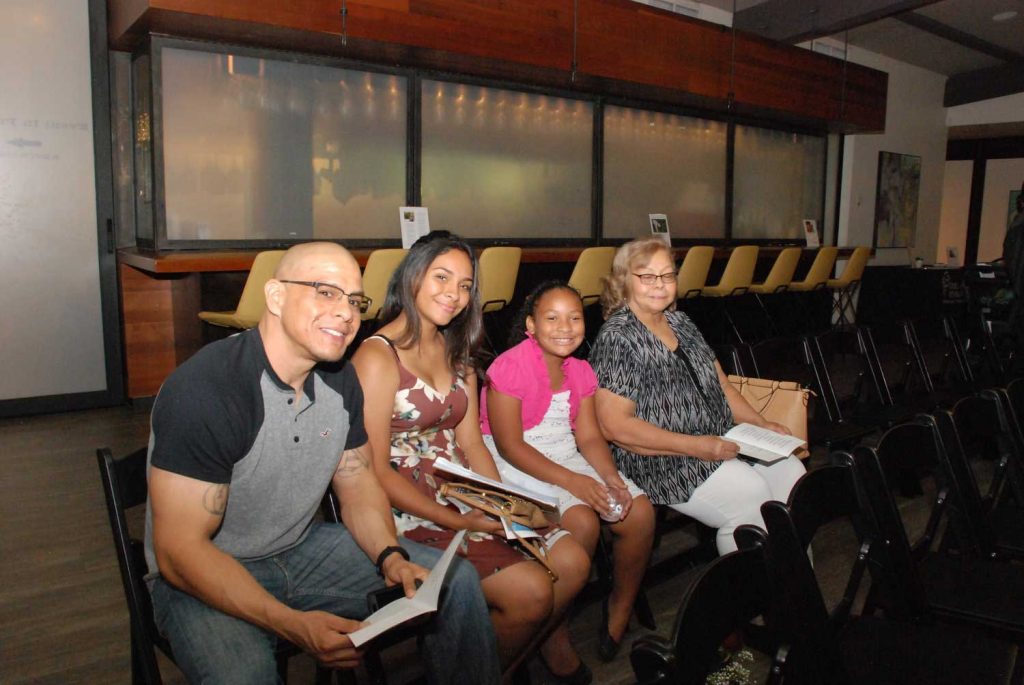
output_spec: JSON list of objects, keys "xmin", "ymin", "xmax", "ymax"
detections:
[
  {"xmin": 507, "ymin": 280, "xmax": 583, "ymax": 349},
  {"xmin": 378, "ymin": 232, "xmax": 485, "ymax": 377}
]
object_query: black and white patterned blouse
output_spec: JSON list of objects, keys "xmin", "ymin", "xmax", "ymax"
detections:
[{"xmin": 589, "ymin": 306, "xmax": 733, "ymax": 504}]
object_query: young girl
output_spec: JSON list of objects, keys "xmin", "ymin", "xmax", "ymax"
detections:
[
  {"xmin": 351, "ymin": 236, "xmax": 591, "ymax": 682},
  {"xmin": 481, "ymin": 280, "xmax": 656, "ymax": 662}
]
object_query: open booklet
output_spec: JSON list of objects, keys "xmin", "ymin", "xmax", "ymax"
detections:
[
  {"xmin": 347, "ymin": 530, "xmax": 465, "ymax": 648},
  {"xmin": 721, "ymin": 423, "xmax": 807, "ymax": 465},
  {"xmin": 433, "ymin": 458, "xmax": 560, "ymax": 512}
]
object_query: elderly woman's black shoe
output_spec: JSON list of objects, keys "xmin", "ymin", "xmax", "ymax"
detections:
[{"xmin": 597, "ymin": 597, "xmax": 622, "ymax": 662}]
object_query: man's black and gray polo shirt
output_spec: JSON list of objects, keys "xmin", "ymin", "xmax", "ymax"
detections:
[{"xmin": 143, "ymin": 328, "xmax": 367, "ymax": 575}]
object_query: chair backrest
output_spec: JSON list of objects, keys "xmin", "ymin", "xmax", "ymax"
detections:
[
  {"xmin": 758, "ymin": 247, "xmax": 802, "ymax": 293},
  {"xmin": 477, "ymin": 247, "xmax": 522, "ymax": 314},
  {"xmin": 930, "ymin": 410, "xmax": 1000, "ymax": 557},
  {"xmin": 360, "ymin": 248, "xmax": 407, "ymax": 320},
  {"xmin": 707, "ymin": 245, "xmax": 758, "ymax": 295},
  {"xmin": 794, "ymin": 247, "xmax": 838, "ymax": 290},
  {"xmin": 568, "ymin": 246, "xmax": 615, "ymax": 306},
  {"xmin": 831, "ymin": 246, "xmax": 871, "ymax": 286},
  {"xmin": 760, "ymin": 463, "xmax": 869, "ymax": 684},
  {"xmin": 96, "ymin": 447, "xmax": 165, "ymax": 685},
  {"xmin": 952, "ymin": 390, "xmax": 1024, "ymax": 515},
  {"xmin": 234, "ymin": 250, "xmax": 287, "ymax": 327},
  {"xmin": 630, "ymin": 543, "xmax": 776, "ymax": 685},
  {"xmin": 676, "ymin": 246, "xmax": 714, "ymax": 300}
]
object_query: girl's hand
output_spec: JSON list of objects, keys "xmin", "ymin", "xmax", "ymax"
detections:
[
  {"xmin": 690, "ymin": 436, "xmax": 740, "ymax": 461},
  {"xmin": 566, "ymin": 473, "xmax": 612, "ymax": 515},
  {"xmin": 761, "ymin": 420, "xmax": 791, "ymax": 436},
  {"xmin": 459, "ymin": 510, "xmax": 504, "ymax": 535}
]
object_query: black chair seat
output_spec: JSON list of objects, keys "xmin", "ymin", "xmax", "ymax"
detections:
[
  {"xmin": 917, "ymin": 552, "xmax": 1024, "ymax": 635},
  {"xmin": 840, "ymin": 615, "xmax": 1021, "ymax": 685}
]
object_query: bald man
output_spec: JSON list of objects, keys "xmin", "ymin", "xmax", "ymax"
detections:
[{"xmin": 144, "ymin": 242, "xmax": 500, "ymax": 684}]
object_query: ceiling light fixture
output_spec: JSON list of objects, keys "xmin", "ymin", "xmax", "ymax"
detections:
[{"xmin": 992, "ymin": 10, "xmax": 1018, "ymax": 22}]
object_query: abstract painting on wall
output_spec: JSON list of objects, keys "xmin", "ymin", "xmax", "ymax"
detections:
[{"xmin": 873, "ymin": 151, "xmax": 921, "ymax": 248}]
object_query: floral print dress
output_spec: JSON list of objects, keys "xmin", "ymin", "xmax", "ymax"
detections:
[{"xmin": 370, "ymin": 336, "xmax": 534, "ymax": 578}]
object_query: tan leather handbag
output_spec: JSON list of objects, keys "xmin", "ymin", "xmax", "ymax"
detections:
[{"xmin": 727, "ymin": 375, "xmax": 812, "ymax": 448}]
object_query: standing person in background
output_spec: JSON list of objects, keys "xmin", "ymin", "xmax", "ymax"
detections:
[
  {"xmin": 481, "ymin": 280, "xmax": 656, "ymax": 663},
  {"xmin": 1002, "ymin": 182, "xmax": 1024, "ymax": 356},
  {"xmin": 352, "ymin": 233, "xmax": 591, "ymax": 684},
  {"xmin": 590, "ymin": 238, "xmax": 806, "ymax": 556}
]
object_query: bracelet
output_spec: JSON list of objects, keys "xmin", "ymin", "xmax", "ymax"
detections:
[{"xmin": 374, "ymin": 545, "xmax": 410, "ymax": 577}]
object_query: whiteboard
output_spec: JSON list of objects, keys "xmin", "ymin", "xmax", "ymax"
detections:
[{"xmin": 0, "ymin": 1, "xmax": 107, "ymax": 400}]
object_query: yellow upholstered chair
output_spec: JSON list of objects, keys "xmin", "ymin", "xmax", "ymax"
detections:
[
  {"xmin": 360, "ymin": 248, "xmax": 407, "ymax": 321},
  {"xmin": 676, "ymin": 246, "xmax": 715, "ymax": 301},
  {"xmin": 569, "ymin": 246, "xmax": 616, "ymax": 307},
  {"xmin": 478, "ymin": 246, "xmax": 522, "ymax": 314},
  {"xmin": 749, "ymin": 246, "xmax": 803, "ymax": 337},
  {"xmin": 828, "ymin": 246, "xmax": 871, "ymax": 325},
  {"xmin": 788, "ymin": 247, "xmax": 838, "ymax": 292},
  {"xmin": 198, "ymin": 250, "xmax": 286, "ymax": 329},
  {"xmin": 749, "ymin": 247, "xmax": 802, "ymax": 295},
  {"xmin": 702, "ymin": 245, "xmax": 759, "ymax": 297}
]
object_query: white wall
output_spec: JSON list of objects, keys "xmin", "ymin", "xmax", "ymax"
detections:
[
  {"xmin": 937, "ymin": 160, "xmax": 972, "ymax": 265},
  {"xmin": 838, "ymin": 46, "xmax": 948, "ymax": 266}
]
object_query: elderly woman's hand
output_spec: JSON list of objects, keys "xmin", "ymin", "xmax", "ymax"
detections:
[
  {"xmin": 761, "ymin": 421, "xmax": 792, "ymax": 436},
  {"xmin": 691, "ymin": 436, "xmax": 740, "ymax": 461}
]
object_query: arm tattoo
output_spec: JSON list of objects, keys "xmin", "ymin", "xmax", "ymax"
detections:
[
  {"xmin": 201, "ymin": 484, "xmax": 229, "ymax": 516},
  {"xmin": 336, "ymin": 444, "xmax": 370, "ymax": 479}
]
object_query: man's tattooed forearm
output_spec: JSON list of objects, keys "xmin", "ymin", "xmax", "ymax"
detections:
[
  {"xmin": 336, "ymin": 445, "xmax": 370, "ymax": 478},
  {"xmin": 202, "ymin": 484, "xmax": 228, "ymax": 515}
]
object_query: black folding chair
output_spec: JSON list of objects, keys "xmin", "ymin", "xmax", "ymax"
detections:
[
  {"xmin": 761, "ymin": 458, "xmax": 1023, "ymax": 684},
  {"xmin": 954, "ymin": 390, "xmax": 1024, "ymax": 511},
  {"xmin": 97, "ymin": 447, "xmax": 331, "ymax": 685},
  {"xmin": 854, "ymin": 422, "xmax": 1024, "ymax": 640},
  {"xmin": 630, "ymin": 541, "xmax": 779, "ymax": 685},
  {"xmin": 935, "ymin": 406, "xmax": 1024, "ymax": 561}
]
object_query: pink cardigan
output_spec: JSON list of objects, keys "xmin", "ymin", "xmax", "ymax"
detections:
[{"xmin": 480, "ymin": 336, "xmax": 598, "ymax": 434}]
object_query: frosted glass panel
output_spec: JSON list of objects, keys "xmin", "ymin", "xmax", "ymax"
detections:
[
  {"xmin": 603, "ymin": 106, "xmax": 727, "ymax": 239},
  {"xmin": 161, "ymin": 48, "xmax": 406, "ymax": 241},
  {"xmin": 421, "ymin": 80, "xmax": 591, "ymax": 238},
  {"xmin": 733, "ymin": 126, "xmax": 825, "ymax": 240}
]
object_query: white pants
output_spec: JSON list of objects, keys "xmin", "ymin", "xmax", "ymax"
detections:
[{"xmin": 669, "ymin": 456, "xmax": 806, "ymax": 555}]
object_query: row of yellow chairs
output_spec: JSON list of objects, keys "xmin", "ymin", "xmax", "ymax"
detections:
[
  {"xmin": 198, "ymin": 244, "xmax": 870, "ymax": 332},
  {"xmin": 566, "ymin": 245, "xmax": 871, "ymax": 319},
  {"xmin": 198, "ymin": 246, "xmax": 525, "ymax": 330}
]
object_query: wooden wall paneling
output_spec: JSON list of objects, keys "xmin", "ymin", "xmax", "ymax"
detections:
[
  {"xmin": 119, "ymin": 264, "xmax": 200, "ymax": 397},
  {"xmin": 107, "ymin": 0, "xmax": 887, "ymax": 130},
  {"xmin": 347, "ymin": 1, "xmax": 575, "ymax": 72},
  {"xmin": 576, "ymin": 0, "xmax": 730, "ymax": 101}
]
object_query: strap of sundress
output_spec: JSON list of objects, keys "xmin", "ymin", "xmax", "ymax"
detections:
[{"xmin": 366, "ymin": 334, "xmax": 401, "ymax": 363}]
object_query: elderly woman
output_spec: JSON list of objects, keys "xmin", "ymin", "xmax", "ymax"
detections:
[{"xmin": 589, "ymin": 238, "xmax": 806, "ymax": 554}]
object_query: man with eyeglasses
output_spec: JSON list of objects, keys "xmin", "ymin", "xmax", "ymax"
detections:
[{"xmin": 144, "ymin": 242, "xmax": 500, "ymax": 684}]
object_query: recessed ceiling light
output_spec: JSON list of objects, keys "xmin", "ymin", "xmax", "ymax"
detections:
[{"xmin": 992, "ymin": 10, "xmax": 1018, "ymax": 22}]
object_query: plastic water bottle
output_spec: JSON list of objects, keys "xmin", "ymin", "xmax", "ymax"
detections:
[{"xmin": 601, "ymin": 493, "xmax": 624, "ymax": 522}]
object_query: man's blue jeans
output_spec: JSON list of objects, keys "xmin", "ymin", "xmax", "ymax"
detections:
[{"xmin": 150, "ymin": 522, "xmax": 500, "ymax": 684}]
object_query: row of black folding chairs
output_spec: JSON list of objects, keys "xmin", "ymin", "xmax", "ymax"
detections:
[
  {"xmin": 630, "ymin": 405, "xmax": 1024, "ymax": 684},
  {"xmin": 715, "ymin": 303, "xmax": 1021, "ymax": 453}
]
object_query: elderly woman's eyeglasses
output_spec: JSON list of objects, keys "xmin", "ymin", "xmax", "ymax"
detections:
[
  {"xmin": 279, "ymin": 280, "xmax": 372, "ymax": 314},
  {"xmin": 632, "ymin": 272, "xmax": 677, "ymax": 286}
]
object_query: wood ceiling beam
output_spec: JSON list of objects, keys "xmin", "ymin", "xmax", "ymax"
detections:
[
  {"xmin": 945, "ymin": 61, "xmax": 1024, "ymax": 106},
  {"xmin": 895, "ymin": 12, "xmax": 1024, "ymax": 63}
]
